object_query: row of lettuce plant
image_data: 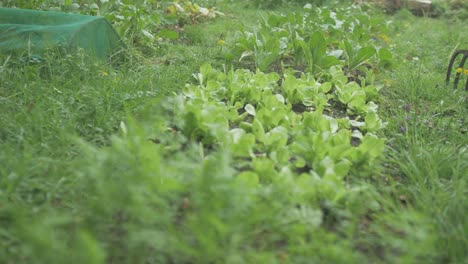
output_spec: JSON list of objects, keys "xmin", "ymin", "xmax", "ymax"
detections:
[
  {"xmin": 158, "ymin": 63, "xmax": 387, "ymax": 193},
  {"xmin": 159, "ymin": 5, "xmax": 392, "ymax": 187},
  {"xmin": 223, "ymin": 4, "xmax": 393, "ymax": 78}
]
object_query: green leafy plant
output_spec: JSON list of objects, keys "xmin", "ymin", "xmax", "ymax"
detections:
[
  {"xmin": 225, "ymin": 4, "xmax": 393, "ymax": 77},
  {"xmin": 173, "ymin": 64, "xmax": 386, "ymax": 185}
]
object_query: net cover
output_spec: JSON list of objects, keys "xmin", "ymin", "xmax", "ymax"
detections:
[{"xmin": 0, "ymin": 7, "xmax": 124, "ymax": 60}]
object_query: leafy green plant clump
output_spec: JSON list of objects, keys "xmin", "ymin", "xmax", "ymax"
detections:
[
  {"xmin": 224, "ymin": 4, "xmax": 393, "ymax": 78},
  {"xmin": 165, "ymin": 64, "xmax": 387, "ymax": 188}
]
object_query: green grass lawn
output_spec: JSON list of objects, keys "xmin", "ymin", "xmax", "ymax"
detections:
[{"xmin": 1, "ymin": 1, "xmax": 467, "ymax": 263}]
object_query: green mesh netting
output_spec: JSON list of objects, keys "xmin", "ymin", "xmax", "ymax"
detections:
[{"xmin": 0, "ymin": 7, "xmax": 124, "ymax": 60}]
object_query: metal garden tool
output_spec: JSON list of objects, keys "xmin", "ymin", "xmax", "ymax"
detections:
[{"xmin": 446, "ymin": 49, "xmax": 468, "ymax": 91}]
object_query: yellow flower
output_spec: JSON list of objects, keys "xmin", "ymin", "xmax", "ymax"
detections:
[
  {"xmin": 379, "ymin": 34, "xmax": 391, "ymax": 44},
  {"xmin": 217, "ymin": 39, "xmax": 225, "ymax": 46},
  {"xmin": 455, "ymin": 67, "xmax": 463, "ymax": 74},
  {"xmin": 464, "ymin": 69, "xmax": 468, "ymax": 75}
]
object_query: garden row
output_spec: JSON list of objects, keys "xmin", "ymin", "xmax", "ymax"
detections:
[
  {"xmin": 157, "ymin": 4, "xmax": 392, "ymax": 190},
  {"xmin": 73, "ymin": 4, "xmax": 397, "ymax": 261}
]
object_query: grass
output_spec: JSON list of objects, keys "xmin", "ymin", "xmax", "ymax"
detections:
[
  {"xmin": 379, "ymin": 13, "xmax": 468, "ymax": 263},
  {"xmin": 1, "ymin": 2, "xmax": 467, "ymax": 263}
]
